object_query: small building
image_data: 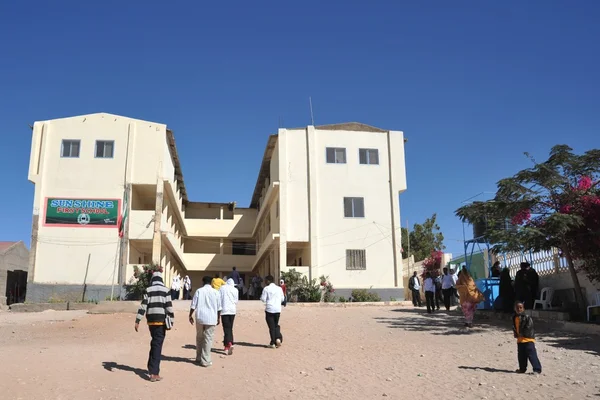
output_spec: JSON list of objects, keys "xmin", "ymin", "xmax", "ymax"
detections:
[
  {"xmin": 0, "ymin": 241, "xmax": 29, "ymax": 305},
  {"xmin": 26, "ymin": 113, "xmax": 407, "ymax": 302}
]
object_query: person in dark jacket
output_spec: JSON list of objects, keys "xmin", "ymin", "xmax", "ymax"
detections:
[
  {"xmin": 499, "ymin": 267, "xmax": 515, "ymax": 313},
  {"xmin": 513, "ymin": 301, "xmax": 542, "ymax": 374},
  {"xmin": 408, "ymin": 271, "xmax": 422, "ymax": 307},
  {"xmin": 491, "ymin": 261, "xmax": 502, "ymax": 278},
  {"xmin": 514, "ymin": 262, "xmax": 539, "ymax": 309},
  {"xmin": 135, "ymin": 271, "xmax": 175, "ymax": 382}
]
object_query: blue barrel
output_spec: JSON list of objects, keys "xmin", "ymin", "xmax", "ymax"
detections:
[{"xmin": 475, "ymin": 278, "xmax": 500, "ymax": 310}]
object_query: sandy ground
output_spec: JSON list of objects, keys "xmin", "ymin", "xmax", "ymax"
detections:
[{"xmin": 0, "ymin": 303, "xmax": 599, "ymax": 400}]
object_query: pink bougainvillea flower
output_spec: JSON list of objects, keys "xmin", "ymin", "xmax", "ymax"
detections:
[
  {"xmin": 577, "ymin": 176, "xmax": 593, "ymax": 191},
  {"xmin": 511, "ymin": 209, "xmax": 531, "ymax": 225},
  {"xmin": 560, "ymin": 204, "xmax": 573, "ymax": 214}
]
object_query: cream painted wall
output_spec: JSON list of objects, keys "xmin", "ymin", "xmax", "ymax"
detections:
[
  {"xmin": 28, "ymin": 113, "xmax": 177, "ymax": 286},
  {"xmin": 279, "ymin": 127, "xmax": 406, "ymax": 289},
  {"xmin": 281, "ymin": 129, "xmax": 309, "ymax": 242}
]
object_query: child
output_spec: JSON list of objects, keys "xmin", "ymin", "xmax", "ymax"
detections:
[{"xmin": 513, "ymin": 301, "xmax": 542, "ymax": 374}]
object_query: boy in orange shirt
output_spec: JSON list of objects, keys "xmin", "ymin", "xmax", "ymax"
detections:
[{"xmin": 513, "ymin": 301, "xmax": 542, "ymax": 374}]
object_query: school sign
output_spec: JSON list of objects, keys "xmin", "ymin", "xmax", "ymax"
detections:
[{"xmin": 44, "ymin": 198, "xmax": 120, "ymax": 227}]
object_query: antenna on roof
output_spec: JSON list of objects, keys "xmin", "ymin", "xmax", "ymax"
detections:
[{"xmin": 309, "ymin": 97, "xmax": 315, "ymax": 126}]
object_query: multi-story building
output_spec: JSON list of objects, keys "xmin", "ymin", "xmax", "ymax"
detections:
[{"xmin": 26, "ymin": 113, "xmax": 407, "ymax": 302}]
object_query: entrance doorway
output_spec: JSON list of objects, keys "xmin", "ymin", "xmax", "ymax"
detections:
[{"xmin": 6, "ymin": 270, "xmax": 27, "ymax": 305}]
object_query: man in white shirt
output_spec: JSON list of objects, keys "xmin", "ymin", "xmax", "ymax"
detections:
[
  {"xmin": 408, "ymin": 271, "xmax": 422, "ymax": 307},
  {"xmin": 441, "ymin": 267, "xmax": 455, "ymax": 311},
  {"xmin": 188, "ymin": 276, "xmax": 222, "ymax": 367},
  {"xmin": 260, "ymin": 275, "xmax": 285, "ymax": 348},
  {"xmin": 220, "ymin": 278, "xmax": 239, "ymax": 355},
  {"xmin": 423, "ymin": 272, "xmax": 436, "ymax": 314}
]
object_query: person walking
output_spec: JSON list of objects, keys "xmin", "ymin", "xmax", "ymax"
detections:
[
  {"xmin": 134, "ymin": 271, "xmax": 174, "ymax": 382},
  {"xmin": 423, "ymin": 272, "xmax": 436, "ymax": 314},
  {"xmin": 455, "ymin": 267, "xmax": 484, "ymax": 328},
  {"xmin": 220, "ymin": 278, "xmax": 239, "ymax": 355},
  {"xmin": 434, "ymin": 273, "xmax": 443, "ymax": 310},
  {"xmin": 211, "ymin": 274, "xmax": 226, "ymax": 290},
  {"xmin": 183, "ymin": 275, "xmax": 192, "ymax": 300},
  {"xmin": 189, "ymin": 276, "xmax": 221, "ymax": 367},
  {"xmin": 261, "ymin": 275, "xmax": 285, "ymax": 348},
  {"xmin": 441, "ymin": 267, "xmax": 455, "ymax": 311},
  {"xmin": 171, "ymin": 275, "xmax": 180, "ymax": 300},
  {"xmin": 280, "ymin": 279, "xmax": 287, "ymax": 305},
  {"xmin": 408, "ymin": 271, "xmax": 422, "ymax": 307}
]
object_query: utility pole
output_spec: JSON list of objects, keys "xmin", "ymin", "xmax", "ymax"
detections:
[{"xmin": 406, "ymin": 220, "xmax": 411, "ymax": 273}]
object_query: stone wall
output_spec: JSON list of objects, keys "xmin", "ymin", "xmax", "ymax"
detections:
[{"xmin": 26, "ymin": 283, "xmax": 120, "ymax": 303}]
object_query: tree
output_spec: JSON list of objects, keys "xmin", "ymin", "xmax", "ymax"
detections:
[
  {"xmin": 401, "ymin": 213, "xmax": 445, "ymax": 262},
  {"xmin": 455, "ymin": 145, "xmax": 600, "ymax": 313}
]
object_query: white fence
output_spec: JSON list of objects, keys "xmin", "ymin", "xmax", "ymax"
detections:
[{"xmin": 497, "ymin": 248, "xmax": 568, "ymax": 278}]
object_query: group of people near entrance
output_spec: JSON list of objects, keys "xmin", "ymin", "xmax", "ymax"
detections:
[
  {"xmin": 409, "ymin": 261, "xmax": 543, "ymax": 374},
  {"xmin": 134, "ymin": 267, "xmax": 285, "ymax": 382}
]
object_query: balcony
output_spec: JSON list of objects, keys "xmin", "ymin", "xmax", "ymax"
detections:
[
  {"xmin": 185, "ymin": 208, "xmax": 257, "ymax": 238},
  {"xmin": 183, "ymin": 253, "xmax": 255, "ymax": 272},
  {"xmin": 129, "ymin": 210, "xmax": 155, "ymax": 240}
]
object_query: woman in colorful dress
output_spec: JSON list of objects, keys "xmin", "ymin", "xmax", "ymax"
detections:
[{"xmin": 455, "ymin": 267, "xmax": 484, "ymax": 328}]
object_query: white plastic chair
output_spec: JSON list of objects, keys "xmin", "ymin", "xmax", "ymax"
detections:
[
  {"xmin": 587, "ymin": 292, "xmax": 600, "ymax": 322},
  {"xmin": 533, "ymin": 287, "xmax": 554, "ymax": 310}
]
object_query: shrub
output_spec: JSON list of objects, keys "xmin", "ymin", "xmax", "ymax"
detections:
[
  {"xmin": 351, "ymin": 289, "xmax": 381, "ymax": 302},
  {"xmin": 338, "ymin": 297, "xmax": 347, "ymax": 303},
  {"xmin": 124, "ymin": 263, "xmax": 163, "ymax": 300}
]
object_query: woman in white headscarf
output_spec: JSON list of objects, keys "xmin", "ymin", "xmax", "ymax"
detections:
[
  {"xmin": 171, "ymin": 276, "xmax": 180, "ymax": 300},
  {"xmin": 183, "ymin": 275, "xmax": 192, "ymax": 300}
]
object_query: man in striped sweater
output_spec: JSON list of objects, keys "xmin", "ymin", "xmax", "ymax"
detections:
[{"xmin": 135, "ymin": 271, "xmax": 175, "ymax": 382}]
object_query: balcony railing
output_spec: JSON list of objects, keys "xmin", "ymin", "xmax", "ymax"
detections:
[
  {"xmin": 183, "ymin": 253, "xmax": 255, "ymax": 272},
  {"xmin": 185, "ymin": 209, "xmax": 256, "ymax": 238}
]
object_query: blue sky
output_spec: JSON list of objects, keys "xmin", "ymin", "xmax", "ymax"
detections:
[{"xmin": 1, "ymin": 1, "xmax": 599, "ymax": 258}]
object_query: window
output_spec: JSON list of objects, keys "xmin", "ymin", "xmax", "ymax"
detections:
[
  {"xmin": 326, "ymin": 147, "xmax": 346, "ymax": 164},
  {"xmin": 233, "ymin": 241, "xmax": 256, "ymax": 256},
  {"xmin": 343, "ymin": 197, "xmax": 365, "ymax": 218},
  {"xmin": 95, "ymin": 140, "xmax": 114, "ymax": 158},
  {"xmin": 359, "ymin": 148, "xmax": 379, "ymax": 165},
  {"xmin": 61, "ymin": 140, "xmax": 80, "ymax": 158},
  {"xmin": 346, "ymin": 249, "xmax": 366, "ymax": 270},
  {"xmin": 276, "ymin": 200, "xmax": 279, "ymax": 218}
]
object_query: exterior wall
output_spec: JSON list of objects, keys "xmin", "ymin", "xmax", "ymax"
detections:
[
  {"xmin": 27, "ymin": 113, "xmax": 184, "ymax": 302},
  {"xmin": 0, "ymin": 243, "xmax": 29, "ymax": 305},
  {"xmin": 539, "ymin": 271, "xmax": 599, "ymax": 307},
  {"xmin": 280, "ymin": 130, "xmax": 309, "ymax": 242},
  {"xmin": 287, "ymin": 127, "xmax": 406, "ymax": 289}
]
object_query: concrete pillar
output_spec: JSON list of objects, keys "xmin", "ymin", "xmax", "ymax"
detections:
[
  {"xmin": 306, "ymin": 126, "xmax": 319, "ymax": 281},
  {"xmin": 220, "ymin": 206, "xmax": 224, "ymax": 220},
  {"xmin": 152, "ymin": 176, "xmax": 164, "ymax": 266},
  {"xmin": 220, "ymin": 239, "xmax": 224, "ymax": 255}
]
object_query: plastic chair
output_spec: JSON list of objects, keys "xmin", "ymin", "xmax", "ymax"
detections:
[
  {"xmin": 533, "ymin": 287, "xmax": 554, "ymax": 310},
  {"xmin": 587, "ymin": 292, "xmax": 600, "ymax": 322}
]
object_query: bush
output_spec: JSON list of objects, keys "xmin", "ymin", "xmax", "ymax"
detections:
[
  {"xmin": 351, "ymin": 289, "xmax": 381, "ymax": 302},
  {"xmin": 338, "ymin": 297, "xmax": 347, "ymax": 303},
  {"xmin": 124, "ymin": 263, "xmax": 163, "ymax": 300},
  {"xmin": 281, "ymin": 270, "xmax": 336, "ymax": 303}
]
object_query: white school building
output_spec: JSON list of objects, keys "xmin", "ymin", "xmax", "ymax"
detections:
[{"xmin": 26, "ymin": 113, "xmax": 407, "ymax": 302}]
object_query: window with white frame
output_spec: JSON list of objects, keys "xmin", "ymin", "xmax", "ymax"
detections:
[
  {"xmin": 61, "ymin": 140, "xmax": 80, "ymax": 158},
  {"xmin": 346, "ymin": 249, "xmax": 366, "ymax": 270},
  {"xmin": 95, "ymin": 140, "xmax": 114, "ymax": 158},
  {"xmin": 326, "ymin": 147, "xmax": 346, "ymax": 164},
  {"xmin": 359, "ymin": 148, "xmax": 379, "ymax": 165},
  {"xmin": 343, "ymin": 197, "xmax": 365, "ymax": 218}
]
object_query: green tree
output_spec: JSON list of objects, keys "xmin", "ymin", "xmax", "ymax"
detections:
[
  {"xmin": 401, "ymin": 213, "xmax": 445, "ymax": 261},
  {"xmin": 455, "ymin": 145, "xmax": 600, "ymax": 313}
]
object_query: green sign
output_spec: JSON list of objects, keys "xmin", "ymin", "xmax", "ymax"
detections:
[{"xmin": 44, "ymin": 198, "xmax": 119, "ymax": 227}]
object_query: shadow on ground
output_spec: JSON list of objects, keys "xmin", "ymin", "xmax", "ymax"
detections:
[
  {"xmin": 374, "ymin": 308, "xmax": 502, "ymax": 336},
  {"xmin": 377, "ymin": 308, "xmax": 600, "ymax": 356},
  {"xmin": 102, "ymin": 361, "xmax": 148, "ymax": 380},
  {"xmin": 458, "ymin": 366, "xmax": 515, "ymax": 374}
]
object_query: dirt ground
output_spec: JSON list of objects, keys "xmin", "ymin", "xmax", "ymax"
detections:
[{"xmin": 0, "ymin": 303, "xmax": 599, "ymax": 400}]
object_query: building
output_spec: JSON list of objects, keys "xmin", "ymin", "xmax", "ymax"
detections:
[
  {"xmin": 0, "ymin": 241, "xmax": 29, "ymax": 306},
  {"xmin": 26, "ymin": 113, "xmax": 407, "ymax": 302}
]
